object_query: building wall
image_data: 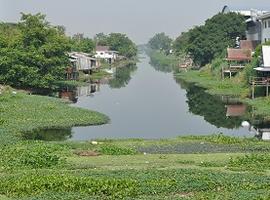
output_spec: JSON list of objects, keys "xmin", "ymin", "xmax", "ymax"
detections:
[
  {"xmin": 246, "ymin": 22, "xmax": 261, "ymax": 41},
  {"xmin": 261, "ymin": 17, "xmax": 270, "ymax": 43},
  {"xmin": 95, "ymin": 51, "xmax": 117, "ymax": 59}
]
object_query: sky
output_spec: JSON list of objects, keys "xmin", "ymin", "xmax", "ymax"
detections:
[{"xmin": 1, "ymin": 0, "xmax": 270, "ymax": 44}]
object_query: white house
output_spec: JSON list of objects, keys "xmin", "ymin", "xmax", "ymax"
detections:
[
  {"xmin": 95, "ymin": 46, "xmax": 118, "ymax": 64},
  {"xmin": 258, "ymin": 12, "xmax": 270, "ymax": 43}
]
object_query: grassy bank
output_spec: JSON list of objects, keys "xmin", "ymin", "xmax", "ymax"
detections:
[
  {"xmin": 175, "ymin": 70, "xmax": 249, "ymax": 97},
  {"xmin": 1, "ymin": 87, "xmax": 269, "ymax": 199},
  {"xmin": 0, "ymin": 134, "xmax": 270, "ymax": 199},
  {"xmin": 0, "ymin": 87, "xmax": 109, "ymax": 144},
  {"xmin": 175, "ymin": 69, "xmax": 270, "ymax": 119}
]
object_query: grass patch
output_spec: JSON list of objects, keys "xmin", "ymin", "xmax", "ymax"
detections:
[
  {"xmin": 229, "ymin": 153, "xmax": 270, "ymax": 172},
  {"xmin": 0, "ymin": 88, "xmax": 109, "ymax": 143},
  {"xmin": 175, "ymin": 70, "xmax": 249, "ymax": 97},
  {"xmin": 0, "ymin": 141, "xmax": 67, "ymax": 169},
  {"xmin": 98, "ymin": 144, "xmax": 137, "ymax": 155}
]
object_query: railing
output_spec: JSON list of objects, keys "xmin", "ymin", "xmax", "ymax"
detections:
[{"xmin": 249, "ymin": 77, "xmax": 270, "ymax": 85}]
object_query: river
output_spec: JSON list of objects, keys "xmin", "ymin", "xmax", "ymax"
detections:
[{"xmin": 57, "ymin": 54, "xmax": 252, "ymax": 140}]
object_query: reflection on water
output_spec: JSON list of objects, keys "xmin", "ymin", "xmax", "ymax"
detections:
[
  {"xmin": 108, "ymin": 65, "xmax": 137, "ymax": 88},
  {"xmin": 23, "ymin": 128, "xmax": 72, "ymax": 141},
  {"xmin": 184, "ymin": 83, "xmax": 246, "ymax": 129},
  {"xmin": 25, "ymin": 54, "xmax": 270, "ymax": 141}
]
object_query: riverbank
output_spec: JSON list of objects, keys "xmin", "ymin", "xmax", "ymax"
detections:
[
  {"xmin": 146, "ymin": 46, "xmax": 270, "ymax": 120},
  {"xmin": 175, "ymin": 70, "xmax": 270, "ymax": 120},
  {"xmin": 0, "ymin": 86, "xmax": 109, "ymax": 145},
  {"xmin": 175, "ymin": 70, "xmax": 249, "ymax": 97},
  {"xmin": 1, "ymin": 85, "xmax": 270, "ymax": 199},
  {"xmin": 0, "ymin": 134, "xmax": 270, "ymax": 199},
  {"xmin": 77, "ymin": 58, "xmax": 138, "ymax": 82}
]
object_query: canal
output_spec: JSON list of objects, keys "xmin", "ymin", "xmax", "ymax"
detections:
[{"xmin": 64, "ymin": 54, "xmax": 251, "ymax": 140}]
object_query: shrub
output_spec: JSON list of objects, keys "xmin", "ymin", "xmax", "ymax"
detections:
[
  {"xmin": 0, "ymin": 142, "xmax": 66, "ymax": 169},
  {"xmin": 99, "ymin": 145, "xmax": 137, "ymax": 155},
  {"xmin": 229, "ymin": 153, "xmax": 270, "ymax": 171},
  {"xmin": 0, "ymin": 173, "xmax": 138, "ymax": 199}
]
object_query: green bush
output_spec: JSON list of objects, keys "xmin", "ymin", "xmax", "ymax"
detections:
[
  {"xmin": 229, "ymin": 153, "xmax": 270, "ymax": 171},
  {"xmin": 0, "ymin": 173, "xmax": 138, "ymax": 199},
  {"xmin": 99, "ymin": 145, "xmax": 137, "ymax": 155},
  {"xmin": 0, "ymin": 142, "xmax": 66, "ymax": 169}
]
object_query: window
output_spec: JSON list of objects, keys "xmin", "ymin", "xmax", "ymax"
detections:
[
  {"xmin": 268, "ymin": 20, "xmax": 270, "ymax": 28},
  {"xmin": 265, "ymin": 21, "xmax": 267, "ymax": 29}
]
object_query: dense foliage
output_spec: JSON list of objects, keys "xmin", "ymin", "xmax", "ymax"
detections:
[
  {"xmin": 70, "ymin": 33, "xmax": 95, "ymax": 53},
  {"xmin": 148, "ymin": 32, "xmax": 172, "ymax": 53},
  {"xmin": 172, "ymin": 32, "xmax": 189, "ymax": 56},
  {"xmin": 95, "ymin": 32, "xmax": 137, "ymax": 58},
  {"xmin": 0, "ymin": 13, "xmax": 71, "ymax": 89},
  {"xmin": 174, "ymin": 12, "xmax": 246, "ymax": 66}
]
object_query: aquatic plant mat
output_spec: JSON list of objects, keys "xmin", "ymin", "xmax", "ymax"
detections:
[{"xmin": 0, "ymin": 135, "xmax": 270, "ymax": 199}]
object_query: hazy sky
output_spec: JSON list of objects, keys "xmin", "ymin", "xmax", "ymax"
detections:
[{"xmin": 1, "ymin": 0, "xmax": 270, "ymax": 43}]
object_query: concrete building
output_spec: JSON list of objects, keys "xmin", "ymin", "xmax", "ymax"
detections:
[
  {"xmin": 222, "ymin": 6, "xmax": 269, "ymax": 43},
  {"xmin": 258, "ymin": 12, "xmax": 270, "ymax": 43}
]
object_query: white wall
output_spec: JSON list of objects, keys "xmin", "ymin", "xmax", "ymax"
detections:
[
  {"xmin": 95, "ymin": 51, "xmax": 117, "ymax": 60},
  {"xmin": 261, "ymin": 17, "xmax": 270, "ymax": 43}
]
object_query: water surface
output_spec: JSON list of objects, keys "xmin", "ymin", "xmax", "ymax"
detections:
[{"xmin": 68, "ymin": 55, "xmax": 251, "ymax": 140}]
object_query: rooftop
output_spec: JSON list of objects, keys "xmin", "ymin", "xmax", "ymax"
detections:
[
  {"xmin": 96, "ymin": 46, "xmax": 110, "ymax": 52},
  {"xmin": 258, "ymin": 12, "xmax": 270, "ymax": 20},
  {"xmin": 240, "ymin": 40, "xmax": 260, "ymax": 51},
  {"xmin": 226, "ymin": 48, "xmax": 252, "ymax": 61}
]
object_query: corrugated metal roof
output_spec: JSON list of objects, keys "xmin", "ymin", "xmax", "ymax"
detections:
[{"xmin": 226, "ymin": 48, "xmax": 252, "ymax": 61}]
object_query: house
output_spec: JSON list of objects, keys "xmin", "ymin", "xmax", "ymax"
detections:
[
  {"xmin": 255, "ymin": 45, "xmax": 270, "ymax": 73},
  {"xmin": 95, "ymin": 46, "xmax": 118, "ymax": 64},
  {"xmin": 222, "ymin": 6, "xmax": 268, "ymax": 43},
  {"xmin": 67, "ymin": 52, "xmax": 99, "ymax": 80},
  {"xmin": 222, "ymin": 48, "xmax": 252, "ymax": 79},
  {"xmin": 240, "ymin": 40, "xmax": 260, "ymax": 52},
  {"xmin": 258, "ymin": 12, "xmax": 270, "ymax": 43},
  {"xmin": 250, "ymin": 46, "xmax": 270, "ymax": 98}
]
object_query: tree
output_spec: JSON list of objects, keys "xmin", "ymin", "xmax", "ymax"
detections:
[
  {"xmin": 107, "ymin": 33, "xmax": 137, "ymax": 58},
  {"xmin": 71, "ymin": 33, "xmax": 94, "ymax": 53},
  {"xmin": 148, "ymin": 32, "xmax": 172, "ymax": 52},
  {"xmin": 0, "ymin": 13, "xmax": 70, "ymax": 89},
  {"xmin": 173, "ymin": 32, "xmax": 189, "ymax": 56},
  {"xmin": 174, "ymin": 12, "xmax": 246, "ymax": 66},
  {"xmin": 94, "ymin": 33, "xmax": 137, "ymax": 58},
  {"xmin": 94, "ymin": 32, "xmax": 109, "ymax": 46}
]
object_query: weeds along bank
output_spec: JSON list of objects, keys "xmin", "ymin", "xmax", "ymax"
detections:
[
  {"xmin": 0, "ymin": 86, "xmax": 109, "ymax": 145},
  {"xmin": 1, "ymin": 85, "xmax": 270, "ymax": 199},
  {"xmin": 0, "ymin": 135, "xmax": 270, "ymax": 199},
  {"xmin": 174, "ymin": 65, "xmax": 270, "ymax": 119}
]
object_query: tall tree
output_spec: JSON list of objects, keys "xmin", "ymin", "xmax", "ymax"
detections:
[
  {"xmin": 185, "ymin": 12, "xmax": 246, "ymax": 66},
  {"xmin": 0, "ymin": 13, "xmax": 70, "ymax": 89}
]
